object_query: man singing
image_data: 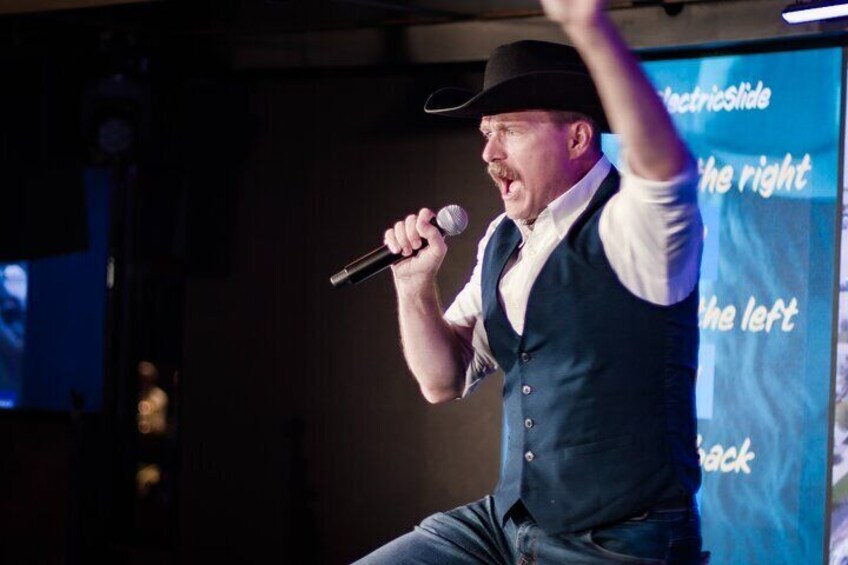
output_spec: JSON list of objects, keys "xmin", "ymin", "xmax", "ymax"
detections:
[{"xmin": 357, "ymin": 0, "xmax": 704, "ymax": 562}]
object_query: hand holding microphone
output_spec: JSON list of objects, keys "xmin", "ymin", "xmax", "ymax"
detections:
[{"xmin": 330, "ymin": 205, "xmax": 468, "ymax": 288}]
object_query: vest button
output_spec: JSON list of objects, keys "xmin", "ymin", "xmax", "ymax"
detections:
[
  {"xmin": 524, "ymin": 418, "xmax": 534, "ymax": 429},
  {"xmin": 522, "ymin": 385, "xmax": 533, "ymax": 395},
  {"xmin": 520, "ymin": 352, "xmax": 532, "ymax": 363},
  {"xmin": 524, "ymin": 451, "xmax": 535, "ymax": 462}
]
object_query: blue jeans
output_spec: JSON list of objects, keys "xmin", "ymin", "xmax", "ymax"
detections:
[{"xmin": 353, "ymin": 496, "xmax": 702, "ymax": 564}]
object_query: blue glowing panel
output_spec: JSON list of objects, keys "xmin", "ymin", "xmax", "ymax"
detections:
[
  {"xmin": 10, "ymin": 168, "xmax": 110, "ymax": 412},
  {"xmin": 829, "ymin": 58, "xmax": 848, "ymax": 564},
  {"xmin": 648, "ymin": 47, "xmax": 841, "ymax": 565},
  {"xmin": 0, "ymin": 262, "xmax": 27, "ymax": 409}
]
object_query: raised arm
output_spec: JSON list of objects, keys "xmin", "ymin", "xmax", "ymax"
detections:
[
  {"xmin": 541, "ymin": 0, "xmax": 690, "ymax": 180},
  {"xmin": 385, "ymin": 208, "xmax": 466, "ymax": 403}
]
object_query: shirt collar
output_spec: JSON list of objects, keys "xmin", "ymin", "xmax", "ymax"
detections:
[{"xmin": 515, "ymin": 155, "xmax": 612, "ymax": 243}]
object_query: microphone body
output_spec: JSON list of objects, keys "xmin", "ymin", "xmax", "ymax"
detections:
[
  {"xmin": 330, "ymin": 205, "xmax": 468, "ymax": 288},
  {"xmin": 329, "ymin": 239, "xmax": 426, "ymax": 288}
]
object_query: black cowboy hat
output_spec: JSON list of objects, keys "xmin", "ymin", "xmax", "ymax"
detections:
[{"xmin": 424, "ymin": 40, "xmax": 611, "ymax": 132}]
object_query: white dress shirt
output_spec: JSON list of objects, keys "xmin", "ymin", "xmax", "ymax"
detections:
[{"xmin": 444, "ymin": 155, "xmax": 702, "ymax": 396}]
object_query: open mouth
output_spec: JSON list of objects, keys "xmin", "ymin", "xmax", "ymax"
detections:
[
  {"xmin": 488, "ymin": 163, "xmax": 519, "ymax": 201},
  {"xmin": 498, "ymin": 177, "xmax": 518, "ymax": 200}
]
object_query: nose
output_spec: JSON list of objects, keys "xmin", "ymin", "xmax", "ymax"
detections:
[{"xmin": 482, "ymin": 136, "xmax": 505, "ymax": 163}]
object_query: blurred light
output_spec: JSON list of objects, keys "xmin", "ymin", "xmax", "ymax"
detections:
[
  {"xmin": 138, "ymin": 360, "xmax": 158, "ymax": 379},
  {"xmin": 2, "ymin": 264, "xmax": 27, "ymax": 303},
  {"xmin": 137, "ymin": 361, "xmax": 168, "ymax": 435},
  {"xmin": 782, "ymin": 0, "xmax": 848, "ymax": 23},
  {"xmin": 136, "ymin": 464, "xmax": 161, "ymax": 496}
]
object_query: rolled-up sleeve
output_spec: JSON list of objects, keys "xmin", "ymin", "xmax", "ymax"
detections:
[{"xmin": 599, "ymin": 157, "xmax": 702, "ymax": 306}]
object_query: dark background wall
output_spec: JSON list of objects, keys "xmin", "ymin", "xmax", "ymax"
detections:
[{"xmin": 177, "ymin": 68, "xmax": 506, "ymax": 564}]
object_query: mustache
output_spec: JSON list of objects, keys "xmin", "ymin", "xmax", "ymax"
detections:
[{"xmin": 487, "ymin": 162, "xmax": 520, "ymax": 182}]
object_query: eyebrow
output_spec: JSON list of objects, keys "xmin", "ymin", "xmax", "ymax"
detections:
[{"xmin": 479, "ymin": 120, "xmax": 522, "ymax": 132}]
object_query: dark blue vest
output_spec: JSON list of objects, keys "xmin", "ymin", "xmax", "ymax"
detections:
[{"xmin": 483, "ymin": 169, "xmax": 700, "ymax": 534}]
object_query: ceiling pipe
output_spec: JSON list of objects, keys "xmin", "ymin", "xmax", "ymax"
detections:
[{"xmin": 0, "ymin": 0, "xmax": 155, "ymax": 16}]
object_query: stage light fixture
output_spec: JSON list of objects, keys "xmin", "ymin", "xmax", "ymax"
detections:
[{"xmin": 782, "ymin": 0, "xmax": 848, "ymax": 24}]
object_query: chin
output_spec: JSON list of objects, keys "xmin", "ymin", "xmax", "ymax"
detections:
[{"xmin": 504, "ymin": 204, "xmax": 533, "ymax": 222}]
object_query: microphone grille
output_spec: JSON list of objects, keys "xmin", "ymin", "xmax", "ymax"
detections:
[{"xmin": 437, "ymin": 205, "xmax": 469, "ymax": 237}]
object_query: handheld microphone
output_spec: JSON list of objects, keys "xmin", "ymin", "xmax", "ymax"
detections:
[{"xmin": 330, "ymin": 204, "xmax": 468, "ymax": 288}]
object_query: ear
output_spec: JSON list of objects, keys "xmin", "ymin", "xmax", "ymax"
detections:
[{"xmin": 568, "ymin": 120, "xmax": 595, "ymax": 158}]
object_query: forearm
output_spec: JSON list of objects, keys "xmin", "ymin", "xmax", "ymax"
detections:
[
  {"xmin": 396, "ymin": 280, "xmax": 465, "ymax": 403},
  {"xmin": 560, "ymin": 15, "xmax": 690, "ymax": 180}
]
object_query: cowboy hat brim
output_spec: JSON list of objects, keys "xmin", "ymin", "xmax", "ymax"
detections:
[{"xmin": 423, "ymin": 71, "xmax": 610, "ymax": 132}]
